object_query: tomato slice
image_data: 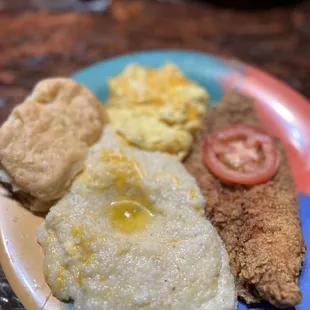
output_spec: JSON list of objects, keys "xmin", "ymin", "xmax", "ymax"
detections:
[{"xmin": 203, "ymin": 124, "xmax": 279, "ymax": 185}]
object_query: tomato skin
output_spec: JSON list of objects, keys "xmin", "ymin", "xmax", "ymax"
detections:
[{"xmin": 203, "ymin": 124, "xmax": 279, "ymax": 185}]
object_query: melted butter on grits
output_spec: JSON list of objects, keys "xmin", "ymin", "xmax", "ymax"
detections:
[
  {"xmin": 84, "ymin": 148, "xmax": 156, "ymax": 235},
  {"xmin": 105, "ymin": 200, "xmax": 154, "ymax": 235},
  {"xmin": 37, "ymin": 126, "xmax": 236, "ymax": 310}
]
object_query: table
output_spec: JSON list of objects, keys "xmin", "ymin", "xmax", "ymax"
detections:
[{"xmin": 0, "ymin": 0, "xmax": 309, "ymax": 308}]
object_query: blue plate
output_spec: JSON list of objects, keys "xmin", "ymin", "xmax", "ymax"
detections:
[{"xmin": 72, "ymin": 50, "xmax": 310, "ymax": 310}]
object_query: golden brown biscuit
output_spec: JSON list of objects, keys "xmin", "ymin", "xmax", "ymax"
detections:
[
  {"xmin": 0, "ymin": 78, "xmax": 108, "ymax": 205},
  {"xmin": 29, "ymin": 78, "xmax": 107, "ymax": 145},
  {"xmin": 0, "ymin": 101, "xmax": 88, "ymax": 201}
]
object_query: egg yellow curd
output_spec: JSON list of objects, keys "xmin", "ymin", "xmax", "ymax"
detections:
[
  {"xmin": 104, "ymin": 63, "xmax": 209, "ymax": 159},
  {"xmin": 37, "ymin": 126, "xmax": 236, "ymax": 310}
]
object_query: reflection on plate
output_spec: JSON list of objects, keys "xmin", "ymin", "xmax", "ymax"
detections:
[{"xmin": 0, "ymin": 50, "xmax": 309, "ymax": 310}]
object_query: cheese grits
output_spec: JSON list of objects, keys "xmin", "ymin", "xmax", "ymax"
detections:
[{"xmin": 37, "ymin": 126, "xmax": 236, "ymax": 310}]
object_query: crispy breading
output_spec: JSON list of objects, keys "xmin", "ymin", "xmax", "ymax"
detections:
[
  {"xmin": 184, "ymin": 92, "xmax": 305, "ymax": 308},
  {"xmin": 0, "ymin": 78, "xmax": 107, "ymax": 203}
]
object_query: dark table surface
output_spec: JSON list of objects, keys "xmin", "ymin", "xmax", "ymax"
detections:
[{"xmin": 0, "ymin": 0, "xmax": 310, "ymax": 309}]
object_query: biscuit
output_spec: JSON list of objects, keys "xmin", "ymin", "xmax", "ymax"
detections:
[
  {"xmin": 29, "ymin": 78, "xmax": 107, "ymax": 145},
  {"xmin": 0, "ymin": 78, "xmax": 107, "ymax": 204},
  {"xmin": 0, "ymin": 101, "xmax": 88, "ymax": 201}
]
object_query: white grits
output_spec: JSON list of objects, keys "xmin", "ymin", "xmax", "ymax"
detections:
[{"xmin": 37, "ymin": 126, "xmax": 236, "ymax": 310}]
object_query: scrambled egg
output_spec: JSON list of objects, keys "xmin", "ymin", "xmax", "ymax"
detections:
[
  {"xmin": 37, "ymin": 126, "xmax": 236, "ymax": 310},
  {"xmin": 104, "ymin": 63, "xmax": 209, "ymax": 159}
]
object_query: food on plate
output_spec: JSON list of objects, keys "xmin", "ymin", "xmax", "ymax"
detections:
[
  {"xmin": 185, "ymin": 92, "xmax": 305, "ymax": 308},
  {"xmin": 0, "ymin": 78, "xmax": 107, "ymax": 212},
  {"xmin": 104, "ymin": 63, "xmax": 209, "ymax": 159},
  {"xmin": 203, "ymin": 123, "xmax": 279, "ymax": 185},
  {"xmin": 37, "ymin": 125, "xmax": 237, "ymax": 310},
  {"xmin": 29, "ymin": 78, "xmax": 106, "ymax": 145}
]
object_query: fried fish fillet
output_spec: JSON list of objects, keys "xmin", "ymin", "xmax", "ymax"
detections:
[{"xmin": 184, "ymin": 92, "xmax": 305, "ymax": 308}]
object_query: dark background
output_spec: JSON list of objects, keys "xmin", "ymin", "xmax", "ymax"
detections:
[{"xmin": 0, "ymin": 0, "xmax": 309, "ymax": 309}]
